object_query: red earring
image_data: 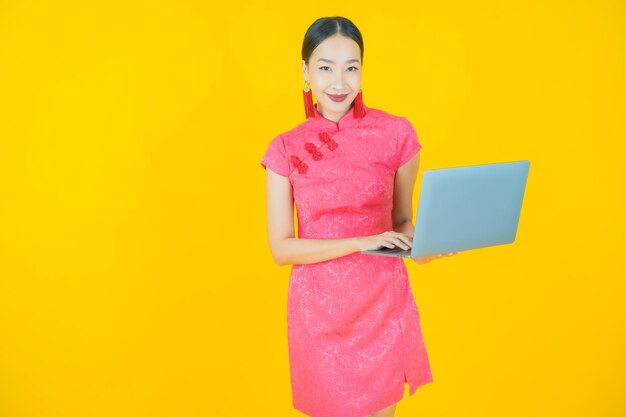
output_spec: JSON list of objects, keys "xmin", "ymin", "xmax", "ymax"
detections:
[
  {"xmin": 353, "ymin": 89, "xmax": 366, "ymax": 118},
  {"xmin": 303, "ymin": 80, "xmax": 315, "ymax": 119}
]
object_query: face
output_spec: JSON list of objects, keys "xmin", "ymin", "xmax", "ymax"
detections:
[{"xmin": 302, "ymin": 34, "xmax": 362, "ymax": 122}]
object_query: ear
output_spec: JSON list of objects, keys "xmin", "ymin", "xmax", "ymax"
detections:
[{"xmin": 302, "ymin": 60, "xmax": 308, "ymax": 79}]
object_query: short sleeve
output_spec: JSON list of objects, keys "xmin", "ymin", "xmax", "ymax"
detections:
[
  {"xmin": 260, "ymin": 134, "xmax": 290, "ymax": 177},
  {"xmin": 395, "ymin": 118, "xmax": 422, "ymax": 169}
]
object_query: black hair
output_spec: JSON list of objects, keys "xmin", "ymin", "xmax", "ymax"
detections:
[{"xmin": 301, "ymin": 16, "xmax": 364, "ymax": 65}]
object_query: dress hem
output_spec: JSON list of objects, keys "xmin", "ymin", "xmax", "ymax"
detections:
[{"xmin": 292, "ymin": 377, "xmax": 433, "ymax": 417}]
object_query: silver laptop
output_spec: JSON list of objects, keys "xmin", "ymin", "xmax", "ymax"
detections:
[{"xmin": 362, "ymin": 160, "xmax": 530, "ymax": 258}]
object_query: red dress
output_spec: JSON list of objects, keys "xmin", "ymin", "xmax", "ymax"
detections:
[{"xmin": 261, "ymin": 102, "xmax": 433, "ymax": 417}]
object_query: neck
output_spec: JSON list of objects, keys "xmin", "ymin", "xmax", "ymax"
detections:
[{"xmin": 317, "ymin": 104, "xmax": 352, "ymax": 123}]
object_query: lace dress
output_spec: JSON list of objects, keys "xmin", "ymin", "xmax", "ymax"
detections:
[{"xmin": 261, "ymin": 102, "xmax": 433, "ymax": 417}]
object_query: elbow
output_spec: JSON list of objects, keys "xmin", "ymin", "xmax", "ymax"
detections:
[
  {"xmin": 271, "ymin": 253, "xmax": 287, "ymax": 266},
  {"xmin": 273, "ymin": 255, "xmax": 292, "ymax": 267},
  {"xmin": 269, "ymin": 244, "xmax": 290, "ymax": 267},
  {"xmin": 268, "ymin": 236, "xmax": 297, "ymax": 266},
  {"xmin": 275, "ymin": 259, "xmax": 288, "ymax": 267}
]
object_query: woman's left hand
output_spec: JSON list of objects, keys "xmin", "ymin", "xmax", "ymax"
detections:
[{"xmin": 412, "ymin": 251, "xmax": 460, "ymax": 265}]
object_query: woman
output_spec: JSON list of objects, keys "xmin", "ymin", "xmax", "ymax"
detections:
[{"xmin": 261, "ymin": 16, "xmax": 458, "ymax": 417}]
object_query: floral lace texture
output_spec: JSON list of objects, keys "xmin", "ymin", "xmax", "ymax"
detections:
[{"xmin": 261, "ymin": 103, "xmax": 431, "ymax": 417}]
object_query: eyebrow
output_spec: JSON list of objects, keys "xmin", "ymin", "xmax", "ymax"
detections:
[{"xmin": 317, "ymin": 58, "xmax": 360, "ymax": 64}]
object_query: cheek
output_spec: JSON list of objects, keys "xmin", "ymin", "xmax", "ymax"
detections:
[
  {"xmin": 311, "ymin": 75, "xmax": 331, "ymax": 91},
  {"xmin": 313, "ymin": 71, "xmax": 331, "ymax": 82},
  {"xmin": 346, "ymin": 72, "xmax": 361, "ymax": 85}
]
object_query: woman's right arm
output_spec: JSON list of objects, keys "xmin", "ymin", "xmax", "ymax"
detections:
[{"xmin": 265, "ymin": 168, "xmax": 412, "ymax": 266}]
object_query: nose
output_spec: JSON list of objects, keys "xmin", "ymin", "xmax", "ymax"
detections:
[{"xmin": 331, "ymin": 70, "xmax": 347, "ymax": 91}]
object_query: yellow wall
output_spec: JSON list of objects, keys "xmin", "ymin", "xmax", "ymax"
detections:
[{"xmin": 0, "ymin": 1, "xmax": 624, "ymax": 416}]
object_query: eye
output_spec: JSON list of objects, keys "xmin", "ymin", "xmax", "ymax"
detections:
[
  {"xmin": 348, "ymin": 66, "xmax": 359, "ymax": 72},
  {"xmin": 318, "ymin": 66, "xmax": 331, "ymax": 71}
]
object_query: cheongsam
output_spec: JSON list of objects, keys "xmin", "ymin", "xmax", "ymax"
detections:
[{"xmin": 261, "ymin": 102, "xmax": 433, "ymax": 417}]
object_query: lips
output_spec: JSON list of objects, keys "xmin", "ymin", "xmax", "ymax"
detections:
[{"xmin": 327, "ymin": 93, "xmax": 349, "ymax": 102}]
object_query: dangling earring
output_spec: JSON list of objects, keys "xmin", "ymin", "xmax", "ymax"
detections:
[
  {"xmin": 353, "ymin": 89, "xmax": 366, "ymax": 118},
  {"xmin": 303, "ymin": 80, "xmax": 315, "ymax": 119}
]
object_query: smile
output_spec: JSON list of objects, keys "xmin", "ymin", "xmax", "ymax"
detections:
[{"xmin": 327, "ymin": 93, "xmax": 349, "ymax": 102}]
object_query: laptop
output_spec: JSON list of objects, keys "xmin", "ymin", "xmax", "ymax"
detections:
[{"xmin": 362, "ymin": 160, "xmax": 530, "ymax": 258}]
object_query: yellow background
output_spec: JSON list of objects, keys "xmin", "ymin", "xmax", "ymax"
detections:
[{"xmin": 0, "ymin": 1, "xmax": 624, "ymax": 416}]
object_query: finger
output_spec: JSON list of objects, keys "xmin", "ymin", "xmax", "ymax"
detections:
[
  {"xmin": 384, "ymin": 231, "xmax": 412, "ymax": 244},
  {"xmin": 379, "ymin": 235, "xmax": 402, "ymax": 246},
  {"xmin": 380, "ymin": 241, "xmax": 397, "ymax": 249},
  {"xmin": 414, "ymin": 256, "xmax": 433, "ymax": 264},
  {"xmin": 390, "ymin": 234, "xmax": 412, "ymax": 247},
  {"xmin": 387, "ymin": 237, "xmax": 410, "ymax": 250}
]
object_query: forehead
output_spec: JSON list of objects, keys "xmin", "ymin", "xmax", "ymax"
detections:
[{"xmin": 311, "ymin": 34, "xmax": 361, "ymax": 62}]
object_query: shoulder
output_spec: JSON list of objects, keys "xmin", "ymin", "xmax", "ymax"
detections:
[
  {"xmin": 367, "ymin": 106, "xmax": 421, "ymax": 151},
  {"xmin": 363, "ymin": 106, "xmax": 415, "ymax": 132},
  {"xmin": 268, "ymin": 119, "xmax": 317, "ymax": 147},
  {"xmin": 282, "ymin": 118, "xmax": 315, "ymax": 137}
]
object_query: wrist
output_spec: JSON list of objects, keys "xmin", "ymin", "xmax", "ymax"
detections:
[{"xmin": 350, "ymin": 236, "xmax": 363, "ymax": 252}]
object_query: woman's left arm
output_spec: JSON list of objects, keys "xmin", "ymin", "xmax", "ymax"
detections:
[{"xmin": 391, "ymin": 152, "xmax": 419, "ymax": 236}]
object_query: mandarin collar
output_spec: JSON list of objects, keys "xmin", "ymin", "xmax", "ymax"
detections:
[{"xmin": 310, "ymin": 101, "xmax": 369, "ymax": 130}]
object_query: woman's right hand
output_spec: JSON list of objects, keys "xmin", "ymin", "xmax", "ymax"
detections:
[
  {"xmin": 356, "ymin": 231, "xmax": 413, "ymax": 252},
  {"xmin": 413, "ymin": 251, "xmax": 460, "ymax": 264}
]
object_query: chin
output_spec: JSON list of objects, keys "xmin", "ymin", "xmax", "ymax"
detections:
[{"xmin": 327, "ymin": 98, "xmax": 353, "ymax": 111}]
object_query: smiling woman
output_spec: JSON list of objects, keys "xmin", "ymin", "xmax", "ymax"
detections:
[
  {"xmin": 261, "ymin": 16, "xmax": 456, "ymax": 417},
  {"xmin": 301, "ymin": 21, "xmax": 364, "ymax": 122}
]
